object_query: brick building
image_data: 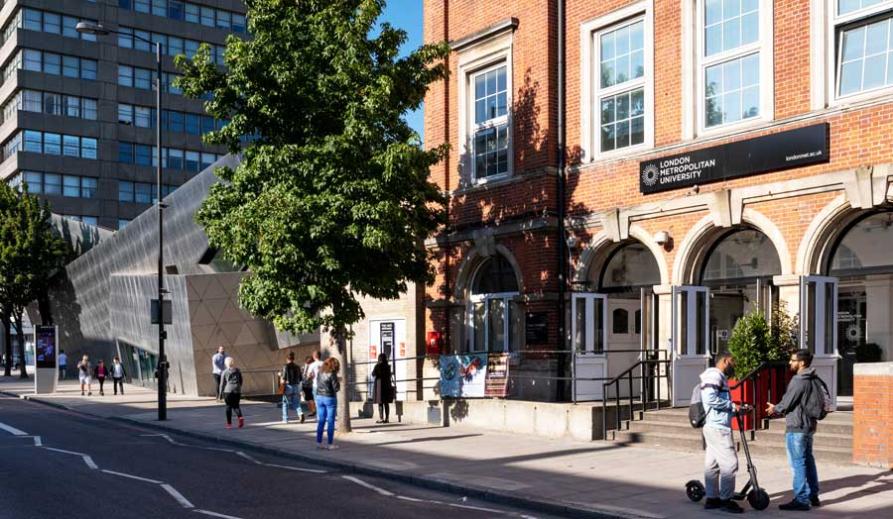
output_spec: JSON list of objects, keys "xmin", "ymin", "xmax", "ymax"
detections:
[{"xmin": 424, "ymin": 0, "xmax": 893, "ymax": 404}]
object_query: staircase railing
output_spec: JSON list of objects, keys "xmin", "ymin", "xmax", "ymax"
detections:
[{"xmin": 601, "ymin": 349, "xmax": 671, "ymax": 439}]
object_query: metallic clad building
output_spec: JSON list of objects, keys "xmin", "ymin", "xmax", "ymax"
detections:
[{"xmin": 0, "ymin": 0, "xmax": 245, "ymax": 230}]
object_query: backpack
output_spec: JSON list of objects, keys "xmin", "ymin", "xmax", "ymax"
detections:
[
  {"xmin": 804, "ymin": 376, "xmax": 834, "ymax": 421},
  {"xmin": 689, "ymin": 384, "xmax": 707, "ymax": 428}
]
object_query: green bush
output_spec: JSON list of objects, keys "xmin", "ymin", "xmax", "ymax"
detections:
[{"xmin": 727, "ymin": 311, "xmax": 771, "ymax": 379}]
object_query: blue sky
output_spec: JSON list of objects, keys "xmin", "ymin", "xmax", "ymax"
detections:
[{"xmin": 380, "ymin": 0, "xmax": 425, "ymax": 141}]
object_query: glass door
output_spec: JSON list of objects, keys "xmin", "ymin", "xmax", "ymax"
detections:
[
  {"xmin": 671, "ymin": 286, "xmax": 710, "ymax": 406},
  {"xmin": 572, "ymin": 293, "xmax": 607, "ymax": 400},
  {"xmin": 800, "ymin": 276, "xmax": 839, "ymax": 402}
]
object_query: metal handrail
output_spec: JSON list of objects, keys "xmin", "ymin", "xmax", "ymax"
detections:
[{"xmin": 600, "ymin": 350, "xmax": 672, "ymax": 438}]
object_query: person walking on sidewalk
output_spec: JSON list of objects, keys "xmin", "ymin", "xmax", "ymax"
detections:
[
  {"xmin": 219, "ymin": 357, "xmax": 244, "ymax": 429},
  {"xmin": 93, "ymin": 359, "xmax": 108, "ymax": 396},
  {"xmin": 77, "ymin": 355, "xmax": 93, "ymax": 396},
  {"xmin": 372, "ymin": 353, "xmax": 394, "ymax": 424},
  {"xmin": 315, "ymin": 357, "xmax": 340, "ymax": 450},
  {"xmin": 700, "ymin": 352, "xmax": 743, "ymax": 514},
  {"xmin": 309, "ymin": 350, "xmax": 323, "ymax": 401},
  {"xmin": 280, "ymin": 352, "xmax": 305, "ymax": 424},
  {"xmin": 111, "ymin": 356, "xmax": 126, "ymax": 395},
  {"xmin": 302, "ymin": 356, "xmax": 317, "ymax": 417},
  {"xmin": 58, "ymin": 350, "xmax": 68, "ymax": 380},
  {"xmin": 212, "ymin": 346, "xmax": 228, "ymax": 400},
  {"xmin": 766, "ymin": 349, "xmax": 824, "ymax": 511}
]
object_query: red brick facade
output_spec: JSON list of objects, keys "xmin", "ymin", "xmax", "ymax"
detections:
[{"xmin": 853, "ymin": 364, "xmax": 893, "ymax": 468}]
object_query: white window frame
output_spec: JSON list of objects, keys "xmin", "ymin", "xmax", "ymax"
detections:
[
  {"xmin": 580, "ymin": 0, "xmax": 654, "ymax": 161},
  {"xmin": 467, "ymin": 291, "xmax": 518, "ymax": 353},
  {"xmin": 457, "ymin": 29, "xmax": 513, "ymax": 186},
  {"xmin": 684, "ymin": 0, "xmax": 775, "ymax": 138},
  {"xmin": 469, "ymin": 63, "xmax": 511, "ymax": 182},
  {"xmin": 819, "ymin": 0, "xmax": 893, "ymax": 107}
]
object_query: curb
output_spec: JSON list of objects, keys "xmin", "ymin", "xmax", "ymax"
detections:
[{"xmin": 6, "ymin": 391, "xmax": 632, "ymax": 519}]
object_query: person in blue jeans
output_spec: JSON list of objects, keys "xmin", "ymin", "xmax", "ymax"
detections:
[
  {"xmin": 315, "ymin": 356, "xmax": 341, "ymax": 450},
  {"xmin": 767, "ymin": 349, "xmax": 822, "ymax": 511},
  {"xmin": 280, "ymin": 352, "xmax": 305, "ymax": 424}
]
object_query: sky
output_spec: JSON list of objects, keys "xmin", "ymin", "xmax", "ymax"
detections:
[{"xmin": 380, "ymin": 0, "xmax": 426, "ymax": 141}]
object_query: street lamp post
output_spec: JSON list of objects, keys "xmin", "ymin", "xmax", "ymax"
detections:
[{"xmin": 77, "ymin": 22, "xmax": 168, "ymax": 421}]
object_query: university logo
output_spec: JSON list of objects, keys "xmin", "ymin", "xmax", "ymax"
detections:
[{"xmin": 642, "ymin": 163, "xmax": 659, "ymax": 187}]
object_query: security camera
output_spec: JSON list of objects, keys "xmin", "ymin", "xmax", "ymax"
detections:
[{"xmin": 654, "ymin": 231, "xmax": 670, "ymax": 246}]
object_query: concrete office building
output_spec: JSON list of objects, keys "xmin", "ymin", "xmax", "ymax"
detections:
[{"xmin": 0, "ymin": 0, "xmax": 246, "ymax": 230}]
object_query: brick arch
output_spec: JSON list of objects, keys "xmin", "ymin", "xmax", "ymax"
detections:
[
  {"xmin": 672, "ymin": 208, "xmax": 793, "ymax": 285},
  {"xmin": 573, "ymin": 225, "xmax": 669, "ymax": 287},
  {"xmin": 796, "ymin": 194, "xmax": 858, "ymax": 275},
  {"xmin": 454, "ymin": 243, "xmax": 524, "ymax": 298}
]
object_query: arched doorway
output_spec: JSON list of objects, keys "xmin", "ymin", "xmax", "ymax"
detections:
[
  {"xmin": 467, "ymin": 254, "xmax": 520, "ymax": 353},
  {"xmin": 824, "ymin": 209, "xmax": 893, "ymax": 396},
  {"xmin": 573, "ymin": 240, "xmax": 661, "ymax": 400}
]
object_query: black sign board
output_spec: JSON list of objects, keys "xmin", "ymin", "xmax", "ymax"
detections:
[
  {"xmin": 525, "ymin": 312, "xmax": 549, "ymax": 344},
  {"xmin": 151, "ymin": 299, "xmax": 173, "ymax": 325},
  {"xmin": 639, "ymin": 123, "xmax": 829, "ymax": 194},
  {"xmin": 35, "ymin": 325, "xmax": 56, "ymax": 369}
]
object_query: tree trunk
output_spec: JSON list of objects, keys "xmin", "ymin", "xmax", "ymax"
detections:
[
  {"xmin": 333, "ymin": 327, "xmax": 352, "ymax": 434},
  {"xmin": 2, "ymin": 313, "xmax": 11, "ymax": 377},
  {"xmin": 38, "ymin": 291, "xmax": 53, "ymax": 325},
  {"xmin": 14, "ymin": 312, "xmax": 28, "ymax": 379}
]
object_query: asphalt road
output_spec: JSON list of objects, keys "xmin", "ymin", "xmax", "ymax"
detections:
[{"xmin": 0, "ymin": 395, "xmax": 553, "ymax": 519}]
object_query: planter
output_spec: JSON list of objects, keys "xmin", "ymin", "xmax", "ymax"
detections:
[{"xmin": 729, "ymin": 363, "xmax": 790, "ymax": 431}]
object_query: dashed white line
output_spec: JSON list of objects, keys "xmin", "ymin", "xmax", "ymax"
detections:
[
  {"xmin": 194, "ymin": 510, "xmax": 244, "ymax": 519},
  {"xmin": 264, "ymin": 463, "xmax": 326, "ymax": 474},
  {"xmin": 342, "ymin": 475, "xmax": 396, "ymax": 497},
  {"xmin": 448, "ymin": 503, "xmax": 507, "ymax": 513},
  {"xmin": 396, "ymin": 495, "xmax": 426, "ymax": 503},
  {"xmin": 161, "ymin": 483, "xmax": 195, "ymax": 508},
  {"xmin": 0, "ymin": 421, "xmax": 27, "ymax": 436},
  {"xmin": 235, "ymin": 451, "xmax": 262, "ymax": 464},
  {"xmin": 43, "ymin": 447, "xmax": 98, "ymax": 469},
  {"xmin": 101, "ymin": 469, "xmax": 163, "ymax": 484}
]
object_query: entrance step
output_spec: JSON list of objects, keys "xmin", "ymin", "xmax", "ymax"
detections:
[{"xmin": 608, "ymin": 408, "xmax": 854, "ymax": 465}]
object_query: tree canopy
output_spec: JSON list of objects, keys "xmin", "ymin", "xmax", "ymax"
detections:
[{"xmin": 176, "ymin": 0, "xmax": 450, "ymax": 336}]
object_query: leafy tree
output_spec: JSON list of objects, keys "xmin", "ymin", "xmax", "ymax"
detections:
[
  {"xmin": 176, "ymin": 0, "xmax": 449, "ymax": 430},
  {"xmin": 0, "ymin": 184, "xmax": 70, "ymax": 378}
]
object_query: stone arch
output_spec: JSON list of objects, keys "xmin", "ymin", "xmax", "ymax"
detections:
[
  {"xmin": 796, "ymin": 195, "xmax": 856, "ymax": 275},
  {"xmin": 454, "ymin": 243, "xmax": 524, "ymax": 299},
  {"xmin": 672, "ymin": 208, "xmax": 793, "ymax": 285},
  {"xmin": 572, "ymin": 224, "xmax": 668, "ymax": 288}
]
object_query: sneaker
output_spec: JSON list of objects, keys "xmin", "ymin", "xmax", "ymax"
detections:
[
  {"xmin": 300, "ymin": 415, "xmax": 305, "ymax": 424},
  {"xmin": 282, "ymin": 419, "xmax": 288, "ymax": 424},
  {"xmin": 226, "ymin": 423, "xmax": 232, "ymax": 429},
  {"xmin": 720, "ymin": 500, "xmax": 744, "ymax": 514},
  {"xmin": 88, "ymin": 392, "xmax": 92, "ymax": 396},
  {"xmin": 779, "ymin": 501, "xmax": 811, "ymax": 511},
  {"xmin": 81, "ymin": 391, "xmax": 85, "ymax": 396},
  {"xmin": 100, "ymin": 391, "xmax": 104, "ymax": 396},
  {"xmin": 810, "ymin": 497, "xmax": 821, "ymax": 507},
  {"xmin": 704, "ymin": 498, "xmax": 723, "ymax": 510},
  {"xmin": 327, "ymin": 444, "xmax": 339, "ymax": 450},
  {"xmin": 316, "ymin": 443, "xmax": 326, "ymax": 450},
  {"xmin": 238, "ymin": 417, "xmax": 245, "ymax": 429}
]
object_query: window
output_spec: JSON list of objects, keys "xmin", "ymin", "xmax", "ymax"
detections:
[
  {"xmin": 168, "ymin": 148, "xmax": 183, "ymax": 170},
  {"xmin": 63, "ymin": 56, "xmax": 79, "ymax": 78},
  {"xmin": 834, "ymin": 2, "xmax": 893, "ymax": 98},
  {"xmin": 23, "ymin": 49, "xmax": 42, "ymax": 71},
  {"xmin": 24, "ymin": 171, "xmax": 43, "ymax": 192},
  {"xmin": 63, "ymin": 175, "xmax": 80, "ymax": 197},
  {"xmin": 44, "ymin": 174, "xmax": 61, "ymax": 195},
  {"xmin": 24, "ymin": 130, "xmax": 41, "ymax": 153},
  {"xmin": 119, "ymin": 104, "xmax": 134, "ymax": 125},
  {"xmin": 63, "ymin": 135, "xmax": 80, "ymax": 157},
  {"xmin": 185, "ymin": 151, "xmax": 199, "ymax": 171},
  {"xmin": 471, "ymin": 65, "xmax": 509, "ymax": 181},
  {"xmin": 119, "ymin": 181, "xmax": 134, "ymax": 202},
  {"xmin": 185, "ymin": 113, "xmax": 200, "ymax": 134},
  {"xmin": 169, "ymin": 111, "xmax": 184, "ymax": 133},
  {"xmin": 697, "ymin": 0, "xmax": 771, "ymax": 131},
  {"xmin": 118, "ymin": 219, "xmax": 131, "ymax": 230},
  {"xmin": 598, "ymin": 19, "xmax": 646, "ymax": 153},
  {"xmin": 65, "ymin": 96, "xmax": 80, "ymax": 118},
  {"xmin": 43, "ymin": 13, "xmax": 61, "ymax": 34},
  {"xmin": 83, "ymin": 99, "xmax": 97, "ymax": 120},
  {"xmin": 82, "ymin": 177, "xmax": 97, "ymax": 198},
  {"xmin": 119, "ymin": 142, "xmax": 134, "ymax": 163},
  {"xmin": 135, "ymin": 144, "xmax": 152, "ymax": 166},
  {"xmin": 43, "ymin": 133, "xmax": 60, "ymax": 155},
  {"xmin": 135, "ymin": 106, "xmax": 153, "ymax": 128},
  {"xmin": 468, "ymin": 255, "xmax": 520, "ymax": 353},
  {"xmin": 135, "ymin": 68, "xmax": 152, "ymax": 90},
  {"xmin": 23, "ymin": 90, "xmax": 41, "ymax": 112},
  {"xmin": 44, "ymin": 93, "xmax": 62, "ymax": 115},
  {"xmin": 81, "ymin": 138, "xmax": 97, "ymax": 160},
  {"xmin": 118, "ymin": 65, "xmax": 134, "ymax": 87}
]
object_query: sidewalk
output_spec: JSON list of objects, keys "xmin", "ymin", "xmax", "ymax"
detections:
[{"xmin": 2, "ymin": 377, "xmax": 890, "ymax": 519}]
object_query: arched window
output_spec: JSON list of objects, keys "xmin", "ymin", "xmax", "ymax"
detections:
[
  {"xmin": 599, "ymin": 241, "xmax": 660, "ymax": 291},
  {"xmin": 829, "ymin": 212, "xmax": 893, "ymax": 276},
  {"xmin": 701, "ymin": 229, "xmax": 781, "ymax": 283},
  {"xmin": 469, "ymin": 255, "xmax": 520, "ymax": 353}
]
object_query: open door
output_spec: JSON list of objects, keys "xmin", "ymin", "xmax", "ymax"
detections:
[
  {"xmin": 572, "ymin": 293, "xmax": 607, "ymax": 401},
  {"xmin": 672, "ymin": 286, "xmax": 710, "ymax": 406},
  {"xmin": 800, "ymin": 276, "xmax": 839, "ymax": 404}
]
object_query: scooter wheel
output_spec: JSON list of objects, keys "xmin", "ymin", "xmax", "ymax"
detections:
[
  {"xmin": 747, "ymin": 489, "xmax": 770, "ymax": 510},
  {"xmin": 685, "ymin": 480, "xmax": 705, "ymax": 502}
]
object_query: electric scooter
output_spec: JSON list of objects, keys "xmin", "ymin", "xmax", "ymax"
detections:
[{"xmin": 685, "ymin": 404, "xmax": 771, "ymax": 511}]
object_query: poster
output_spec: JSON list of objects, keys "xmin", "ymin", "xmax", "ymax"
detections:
[
  {"xmin": 35, "ymin": 325, "xmax": 57, "ymax": 369},
  {"xmin": 485, "ymin": 353, "xmax": 510, "ymax": 397},
  {"xmin": 439, "ymin": 354, "xmax": 488, "ymax": 398}
]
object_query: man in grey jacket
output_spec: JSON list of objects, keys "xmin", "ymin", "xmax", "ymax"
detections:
[
  {"xmin": 700, "ymin": 352, "xmax": 743, "ymax": 514},
  {"xmin": 767, "ymin": 349, "xmax": 822, "ymax": 511}
]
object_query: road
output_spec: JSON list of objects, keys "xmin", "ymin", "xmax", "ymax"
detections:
[{"xmin": 0, "ymin": 395, "xmax": 554, "ymax": 519}]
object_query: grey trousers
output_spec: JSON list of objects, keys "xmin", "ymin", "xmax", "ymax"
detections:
[{"xmin": 704, "ymin": 426, "xmax": 738, "ymax": 500}]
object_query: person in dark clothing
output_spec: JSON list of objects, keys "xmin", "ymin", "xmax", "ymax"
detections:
[
  {"xmin": 767, "ymin": 349, "xmax": 823, "ymax": 511},
  {"xmin": 372, "ymin": 354, "xmax": 395, "ymax": 424},
  {"xmin": 111, "ymin": 356, "xmax": 126, "ymax": 395},
  {"xmin": 315, "ymin": 357, "xmax": 341, "ymax": 449},
  {"xmin": 302, "ymin": 356, "xmax": 316, "ymax": 417},
  {"xmin": 280, "ymin": 352, "xmax": 305, "ymax": 424},
  {"xmin": 93, "ymin": 360, "xmax": 108, "ymax": 396},
  {"xmin": 219, "ymin": 357, "xmax": 244, "ymax": 429}
]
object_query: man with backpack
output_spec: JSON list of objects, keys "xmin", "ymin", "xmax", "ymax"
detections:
[
  {"xmin": 698, "ymin": 352, "xmax": 744, "ymax": 514},
  {"xmin": 766, "ymin": 349, "xmax": 830, "ymax": 511},
  {"xmin": 280, "ymin": 352, "xmax": 305, "ymax": 424}
]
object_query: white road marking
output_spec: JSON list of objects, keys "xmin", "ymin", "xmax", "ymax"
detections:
[
  {"xmin": 0, "ymin": 421, "xmax": 27, "ymax": 436},
  {"xmin": 235, "ymin": 451, "xmax": 262, "ymax": 464},
  {"xmin": 101, "ymin": 469, "xmax": 163, "ymax": 484},
  {"xmin": 342, "ymin": 475, "xmax": 395, "ymax": 497},
  {"xmin": 449, "ymin": 503, "xmax": 507, "ymax": 513},
  {"xmin": 161, "ymin": 483, "xmax": 195, "ymax": 508},
  {"xmin": 43, "ymin": 447, "xmax": 98, "ymax": 469},
  {"xmin": 31, "ymin": 436, "xmax": 42, "ymax": 447},
  {"xmin": 194, "ymin": 510, "xmax": 244, "ymax": 519},
  {"xmin": 396, "ymin": 495, "xmax": 426, "ymax": 503},
  {"xmin": 263, "ymin": 463, "xmax": 326, "ymax": 474}
]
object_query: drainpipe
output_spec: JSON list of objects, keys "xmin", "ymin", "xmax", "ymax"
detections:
[{"xmin": 556, "ymin": 0, "xmax": 568, "ymax": 401}]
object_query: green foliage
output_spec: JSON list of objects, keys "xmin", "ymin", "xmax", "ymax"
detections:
[
  {"xmin": 176, "ymin": 0, "xmax": 450, "ymax": 334},
  {"xmin": 727, "ymin": 302, "xmax": 799, "ymax": 379},
  {"xmin": 769, "ymin": 301, "xmax": 799, "ymax": 361}
]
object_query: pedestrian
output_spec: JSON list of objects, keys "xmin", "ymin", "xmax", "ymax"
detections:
[
  {"xmin": 280, "ymin": 352, "xmax": 305, "ymax": 424},
  {"xmin": 211, "ymin": 346, "xmax": 228, "ymax": 400},
  {"xmin": 315, "ymin": 357, "xmax": 340, "ymax": 450},
  {"xmin": 77, "ymin": 355, "xmax": 92, "ymax": 396},
  {"xmin": 309, "ymin": 350, "xmax": 323, "ymax": 408},
  {"xmin": 302, "ymin": 355, "xmax": 317, "ymax": 417},
  {"xmin": 93, "ymin": 359, "xmax": 108, "ymax": 396},
  {"xmin": 372, "ymin": 353, "xmax": 394, "ymax": 424},
  {"xmin": 699, "ymin": 352, "xmax": 743, "ymax": 514},
  {"xmin": 58, "ymin": 349, "xmax": 68, "ymax": 380},
  {"xmin": 766, "ymin": 349, "xmax": 824, "ymax": 511},
  {"xmin": 219, "ymin": 357, "xmax": 244, "ymax": 429},
  {"xmin": 111, "ymin": 356, "xmax": 126, "ymax": 395}
]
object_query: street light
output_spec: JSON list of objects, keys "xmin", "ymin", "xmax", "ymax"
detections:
[{"xmin": 77, "ymin": 22, "xmax": 168, "ymax": 421}]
